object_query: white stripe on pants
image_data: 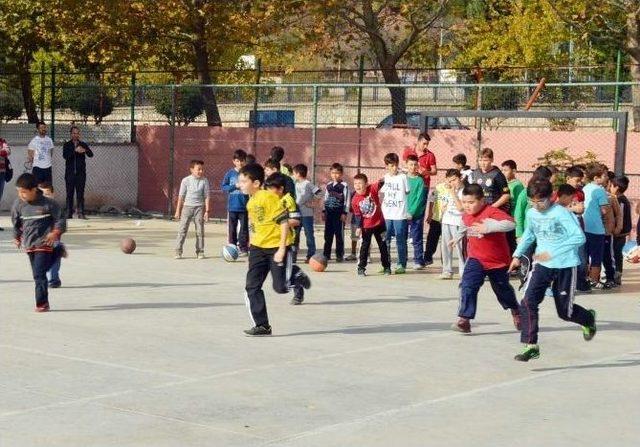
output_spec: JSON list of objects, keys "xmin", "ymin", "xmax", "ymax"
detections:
[{"xmin": 441, "ymin": 223, "xmax": 465, "ymax": 275}]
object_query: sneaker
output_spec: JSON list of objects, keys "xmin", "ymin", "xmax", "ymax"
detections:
[
  {"xmin": 439, "ymin": 272, "xmax": 453, "ymax": 280},
  {"xmin": 290, "ymin": 286, "xmax": 304, "ymax": 305},
  {"xmin": 60, "ymin": 245, "xmax": 68, "ymax": 258},
  {"xmin": 197, "ymin": 253, "xmax": 205, "ymax": 260},
  {"xmin": 514, "ymin": 344, "xmax": 540, "ymax": 362},
  {"xmin": 413, "ymin": 263, "xmax": 425, "ymax": 270},
  {"xmin": 357, "ymin": 268, "xmax": 366, "ymax": 277},
  {"xmin": 49, "ymin": 280, "xmax": 62, "ymax": 289},
  {"xmin": 614, "ymin": 272, "xmax": 622, "ymax": 286},
  {"xmin": 511, "ymin": 309, "xmax": 521, "ymax": 330},
  {"xmin": 423, "ymin": 259, "xmax": 434, "ymax": 266},
  {"xmin": 451, "ymin": 317, "xmax": 471, "ymax": 333},
  {"xmin": 395, "ymin": 266, "xmax": 406, "ymax": 274},
  {"xmin": 174, "ymin": 252, "xmax": 182, "ymax": 259},
  {"xmin": 345, "ymin": 254, "xmax": 357, "ymax": 261},
  {"xmin": 293, "ymin": 271, "xmax": 311, "ymax": 289},
  {"xmin": 592, "ymin": 281, "xmax": 612, "ymax": 290},
  {"xmin": 582, "ymin": 309, "xmax": 597, "ymax": 341},
  {"xmin": 304, "ymin": 257, "xmax": 311, "ymax": 264},
  {"xmin": 238, "ymin": 251, "xmax": 249, "ymax": 258},
  {"xmin": 335, "ymin": 257, "xmax": 344, "ymax": 263},
  {"xmin": 243, "ymin": 325, "xmax": 272, "ymax": 336},
  {"xmin": 35, "ymin": 303, "xmax": 50, "ymax": 313},
  {"xmin": 381, "ymin": 268, "xmax": 392, "ymax": 276}
]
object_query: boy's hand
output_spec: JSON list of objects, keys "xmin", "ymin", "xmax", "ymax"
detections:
[
  {"xmin": 533, "ymin": 252, "xmax": 551, "ymax": 262},
  {"xmin": 470, "ymin": 221, "xmax": 488, "ymax": 234},
  {"xmin": 425, "ymin": 215, "xmax": 432, "ymax": 224},
  {"xmin": 355, "ymin": 228, "xmax": 362, "ymax": 238},
  {"xmin": 173, "ymin": 211, "xmax": 180, "ymax": 220},
  {"xmin": 508, "ymin": 257, "xmax": 521, "ymax": 273},
  {"xmin": 340, "ymin": 214, "xmax": 347, "ymax": 223},
  {"xmin": 274, "ymin": 247, "xmax": 285, "ymax": 264},
  {"xmin": 447, "ymin": 239, "xmax": 457, "ymax": 249},
  {"xmin": 13, "ymin": 239, "xmax": 21, "ymax": 249},
  {"xmin": 44, "ymin": 231, "xmax": 58, "ymax": 246}
]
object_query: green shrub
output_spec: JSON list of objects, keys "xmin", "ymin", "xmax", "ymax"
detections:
[
  {"xmin": 0, "ymin": 90, "xmax": 24, "ymax": 122},
  {"xmin": 153, "ymin": 86, "xmax": 204, "ymax": 126},
  {"xmin": 62, "ymin": 84, "xmax": 114, "ymax": 124}
]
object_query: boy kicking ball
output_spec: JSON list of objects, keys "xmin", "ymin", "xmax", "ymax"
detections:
[{"xmin": 509, "ymin": 179, "xmax": 597, "ymax": 362}]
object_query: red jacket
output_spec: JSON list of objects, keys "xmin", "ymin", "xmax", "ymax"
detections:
[
  {"xmin": 463, "ymin": 205, "xmax": 514, "ymax": 269},
  {"xmin": 351, "ymin": 182, "xmax": 384, "ymax": 229}
]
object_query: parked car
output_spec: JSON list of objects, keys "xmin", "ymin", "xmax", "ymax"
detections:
[{"xmin": 376, "ymin": 112, "xmax": 469, "ymax": 130}]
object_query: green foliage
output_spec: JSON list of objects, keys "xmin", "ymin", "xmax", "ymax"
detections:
[
  {"xmin": 152, "ymin": 86, "xmax": 204, "ymax": 126},
  {"xmin": 0, "ymin": 90, "xmax": 24, "ymax": 122},
  {"xmin": 61, "ymin": 84, "xmax": 114, "ymax": 124},
  {"xmin": 535, "ymin": 148, "xmax": 604, "ymax": 177}
]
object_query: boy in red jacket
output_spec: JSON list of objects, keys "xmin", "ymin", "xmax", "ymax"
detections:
[
  {"xmin": 351, "ymin": 173, "xmax": 391, "ymax": 276},
  {"xmin": 450, "ymin": 183, "xmax": 520, "ymax": 333}
]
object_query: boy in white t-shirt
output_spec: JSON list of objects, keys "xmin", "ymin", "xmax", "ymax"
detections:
[
  {"xmin": 380, "ymin": 152, "xmax": 410, "ymax": 274},
  {"xmin": 27, "ymin": 121, "xmax": 55, "ymax": 184},
  {"xmin": 440, "ymin": 169, "xmax": 466, "ymax": 279}
]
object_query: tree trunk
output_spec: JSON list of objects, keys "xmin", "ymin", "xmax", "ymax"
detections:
[
  {"xmin": 631, "ymin": 62, "xmax": 640, "ymax": 132},
  {"xmin": 627, "ymin": 8, "xmax": 640, "ymax": 131},
  {"xmin": 19, "ymin": 55, "xmax": 39, "ymax": 123},
  {"xmin": 381, "ymin": 65, "xmax": 407, "ymax": 126},
  {"xmin": 192, "ymin": 7, "xmax": 221, "ymax": 127}
]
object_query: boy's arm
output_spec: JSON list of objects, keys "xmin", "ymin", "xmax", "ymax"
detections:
[
  {"xmin": 343, "ymin": 183, "xmax": 351, "ymax": 215},
  {"xmin": 11, "ymin": 202, "xmax": 23, "ymax": 247},
  {"xmin": 514, "ymin": 190, "xmax": 527, "ymax": 237},
  {"xmin": 44, "ymin": 201, "xmax": 66, "ymax": 245},
  {"xmin": 296, "ymin": 183, "xmax": 313, "ymax": 207},
  {"xmin": 274, "ymin": 220, "xmax": 290, "ymax": 264},
  {"xmin": 83, "ymin": 142, "xmax": 94, "ymax": 157},
  {"xmin": 544, "ymin": 212, "xmax": 586, "ymax": 260},
  {"xmin": 473, "ymin": 208, "xmax": 515, "ymax": 234},
  {"xmin": 204, "ymin": 179, "xmax": 211, "ymax": 220},
  {"xmin": 220, "ymin": 171, "xmax": 236, "ymax": 192}
]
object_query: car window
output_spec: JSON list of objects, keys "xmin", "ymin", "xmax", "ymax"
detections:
[{"xmin": 408, "ymin": 114, "xmax": 421, "ymax": 128}]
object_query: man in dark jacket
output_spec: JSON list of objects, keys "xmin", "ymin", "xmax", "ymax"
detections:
[{"xmin": 62, "ymin": 126, "xmax": 93, "ymax": 219}]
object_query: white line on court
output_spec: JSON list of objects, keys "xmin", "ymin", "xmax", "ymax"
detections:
[{"xmin": 262, "ymin": 350, "xmax": 640, "ymax": 445}]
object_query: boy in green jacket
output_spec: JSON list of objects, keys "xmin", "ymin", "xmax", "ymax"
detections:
[{"xmin": 406, "ymin": 154, "xmax": 427, "ymax": 270}]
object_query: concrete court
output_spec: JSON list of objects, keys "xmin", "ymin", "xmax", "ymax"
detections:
[{"xmin": 0, "ymin": 215, "xmax": 639, "ymax": 447}]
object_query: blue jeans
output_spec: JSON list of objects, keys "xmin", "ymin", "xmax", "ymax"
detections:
[
  {"xmin": 295, "ymin": 216, "xmax": 316, "ymax": 260},
  {"xmin": 458, "ymin": 258, "xmax": 518, "ymax": 319},
  {"xmin": 385, "ymin": 219, "xmax": 408, "ymax": 268},
  {"xmin": 47, "ymin": 242, "xmax": 63, "ymax": 283},
  {"xmin": 408, "ymin": 214, "xmax": 425, "ymax": 265}
]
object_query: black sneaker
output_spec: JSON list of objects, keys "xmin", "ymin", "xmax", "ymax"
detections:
[
  {"xmin": 290, "ymin": 286, "xmax": 304, "ymax": 305},
  {"xmin": 514, "ymin": 344, "xmax": 540, "ymax": 362},
  {"xmin": 357, "ymin": 268, "xmax": 366, "ymax": 277},
  {"xmin": 383, "ymin": 268, "xmax": 392, "ymax": 275},
  {"xmin": 423, "ymin": 259, "xmax": 433, "ymax": 266},
  {"xmin": 336, "ymin": 257, "xmax": 344, "ymax": 263},
  {"xmin": 49, "ymin": 280, "xmax": 62, "ymax": 288},
  {"xmin": 582, "ymin": 309, "xmax": 597, "ymax": 341},
  {"xmin": 294, "ymin": 271, "xmax": 311, "ymax": 289},
  {"xmin": 243, "ymin": 325, "xmax": 272, "ymax": 336}
]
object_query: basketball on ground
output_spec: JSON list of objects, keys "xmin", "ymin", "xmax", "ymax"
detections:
[
  {"xmin": 120, "ymin": 237, "xmax": 136, "ymax": 254},
  {"xmin": 309, "ymin": 253, "xmax": 328, "ymax": 272}
]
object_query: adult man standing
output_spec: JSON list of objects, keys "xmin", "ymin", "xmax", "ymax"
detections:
[
  {"xmin": 28, "ymin": 121, "xmax": 55, "ymax": 184},
  {"xmin": 62, "ymin": 126, "xmax": 93, "ymax": 219},
  {"xmin": 416, "ymin": 132, "xmax": 437, "ymax": 190}
]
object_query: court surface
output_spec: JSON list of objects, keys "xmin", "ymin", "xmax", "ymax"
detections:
[{"xmin": 1, "ymin": 216, "xmax": 638, "ymax": 446}]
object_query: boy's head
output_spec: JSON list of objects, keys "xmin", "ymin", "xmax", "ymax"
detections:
[
  {"xmin": 353, "ymin": 173, "xmax": 368, "ymax": 194},
  {"xmin": 264, "ymin": 172, "xmax": 287, "ymax": 197},
  {"xmin": 263, "ymin": 158, "xmax": 280, "ymax": 177},
  {"xmin": 610, "ymin": 175, "xmax": 629, "ymax": 195},
  {"xmin": 246, "ymin": 154, "xmax": 257, "ymax": 165},
  {"xmin": 565, "ymin": 166, "xmax": 584, "ymax": 188},
  {"xmin": 527, "ymin": 179, "xmax": 554, "ymax": 211},
  {"xmin": 384, "ymin": 152, "xmax": 400, "ymax": 175},
  {"xmin": 406, "ymin": 154, "xmax": 419, "ymax": 175},
  {"xmin": 461, "ymin": 183, "xmax": 485, "ymax": 215},
  {"xmin": 38, "ymin": 182, "xmax": 54, "ymax": 198},
  {"xmin": 329, "ymin": 162, "xmax": 344, "ymax": 182},
  {"xmin": 292, "ymin": 163, "xmax": 308, "ymax": 180},
  {"xmin": 500, "ymin": 159, "xmax": 517, "ymax": 180},
  {"xmin": 270, "ymin": 146, "xmax": 285, "ymax": 163},
  {"xmin": 415, "ymin": 132, "xmax": 431, "ymax": 153},
  {"xmin": 556, "ymin": 183, "xmax": 576, "ymax": 207},
  {"xmin": 238, "ymin": 163, "xmax": 265, "ymax": 195},
  {"xmin": 445, "ymin": 168, "xmax": 462, "ymax": 189},
  {"xmin": 479, "ymin": 148, "xmax": 494, "ymax": 172},
  {"xmin": 452, "ymin": 153, "xmax": 467, "ymax": 170},
  {"xmin": 232, "ymin": 149, "xmax": 247, "ymax": 169},
  {"xmin": 16, "ymin": 173, "xmax": 39, "ymax": 202},
  {"xmin": 585, "ymin": 163, "xmax": 607, "ymax": 185},
  {"xmin": 189, "ymin": 160, "xmax": 205, "ymax": 177}
]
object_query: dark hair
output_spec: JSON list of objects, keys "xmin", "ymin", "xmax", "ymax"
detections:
[
  {"xmin": 417, "ymin": 132, "xmax": 431, "ymax": 142},
  {"xmin": 384, "ymin": 152, "xmax": 400, "ymax": 165},
  {"xmin": 330, "ymin": 162, "xmax": 344, "ymax": 173},
  {"xmin": 612, "ymin": 175, "xmax": 629, "ymax": 193},
  {"xmin": 233, "ymin": 149, "xmax": 247, "ymax": 161},
  {"xmin": 293, "ymin": 163, "xmax": 308, "ymax": 177},
  {"xmin": 264, "ymin": 172, "xmax": 287, "ymax": 190},
  {"xmin": 283, "ymin": 163, "xmax": 293, "ymax": 173},
  {"xmin": 527, "ymin": 179, "xmax": 553, "ymax": 199},
  {"xmin": 353, "ymin": 173, "xmax": 368, "ymax": 183},
  {"xmin": 557, "ymin": 183, "xmax": 576, "ymax": 197},
  {"xmin": 239, "ymin": 163, "xmax": 265, "ymax": 185},
  {"xmin": 36, "ymin": 121, "xmax": 46, "ymax": 128},
  {"xmin": 16, "ymin": 173, "xmax": 38, "ymax": 189},
  {"xmin": 585, "ymin": 163, "xmax": 606, "ymax": 181},
  {"xmin": 607, "ymin": 170, "xmax": 615, "ymax": 181},
  {"xmin": 264, "ymin": 158, "xmax": 280, "ymax": 170},
  {"xmin": 452, "ymin": 153, "xmax": 467, "ymax": 166},
  {"xmin": 565, "ymin": 166, "xmax": 584, "ymax": 179},
  {"xmin": 531, "ymin": 166, "xmax": 552, "ymax": 182},
  {"xmin": 38, "ymin": 182, "xmax": 54, "ymax": 192},
  {"xmin": 406, "ymin": 154, "xmax": 419, "ymax": 163},
  {"xmin": 69, "ymin": 125, "xmax": 79, "ymax": 133},
  {"xmin": 446, "ymin": 168, "xmax": 461, "ymax": 178},
  {"xmin": 246, "ymin": 154, "xmax": 256, "ymax": 165},
  {"xmin": 189, "ymin": 159, "xmax": 204, "ymax": 168},
  {"xmin": 270, "ymin": 146, "xmax": 285, "ymax": 162},
  {"xmin": 480, "ymin": 147, "xmax": 494, "ymax": 160},
  {"xmin": 501, "ymin": 159, "xmax": 517, "ymax": 170},
  {"xmin": 462, "ymin": 183, "xmax": 484, "ymax": 200}
]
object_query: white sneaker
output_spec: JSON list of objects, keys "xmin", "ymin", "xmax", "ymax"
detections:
[
  {"xmin": 345, "ymin": 254, "xmax": 357, "ymax": 261},
  {"xmin": 439, "ymin": 272, "xmax": 453, "ymax": 280},
  {"xmin": 174, "ymin": 253, "xmax": 182, "ymax": 260},
  {"xmin": 413, "ymin": 263, "xmax": 425, "ymax": 270},
  {"xmin": 197, "ymin": 253, "xmax": 205, "ymax": 260}
]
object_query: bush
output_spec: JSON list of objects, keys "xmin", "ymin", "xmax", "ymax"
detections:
[
  {"xmin": 153, "ymin": 86, "xmax": 204, "ymax": 126},
  {"xmin": 0, "ymin": 90, "xmax": 24, "ymax": 122},
  {"xmin": 62, "ymin": 84, "xmax": 114, "ymax": 124}
]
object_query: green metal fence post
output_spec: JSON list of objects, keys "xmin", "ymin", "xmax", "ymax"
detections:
[
  {"xmin": 613, "ymin": 50, "xmax": 622, "ymax": 130},
  {"xmin": 39, "ymin": 62, "xmax": 45, "ymax": 122},
  {"xmin": 252, "ymin": 59, "xmax": 262, "ymax": 153},
  {"xmin": 50, "ymin": 66, "xmax": 56, "ymax": 141},
  {"xmin": 168, "ymin": 85, "xmax": 176, "ymax": 217},
  {"xmin": 130, "ymin": 72, "xmax": 137, "ymax": 142},
  {"xmin": 311, "ymin": 86, "xmax": 319, "ymax": 185},
  {"xmin": 356, "ymin": 56, "xmax": 364, "ymax": 173}
]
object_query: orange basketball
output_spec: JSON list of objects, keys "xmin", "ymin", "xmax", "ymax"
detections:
[
  {"xmin": 309, "ymin": 253, "xmax": 327, "ymax": 272},
  {"xmin": 120, "ymin": 237, "xmax": 137, "ymax": 254}
]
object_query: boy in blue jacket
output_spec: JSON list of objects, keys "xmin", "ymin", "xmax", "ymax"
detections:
[
  {"xmin": 221, "ymin": 149, "xmax": 249, "ymax": 256},
  {"xmin": 509, "ymin": 179, "xmax": 597, "ymax": 362}
]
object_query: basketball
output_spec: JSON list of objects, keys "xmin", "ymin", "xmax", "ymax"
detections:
[
  {"xmin": 222, "ymin": 244, "xmax": 240, "ymax": 262},
  {"xmin": 309, "ymin": 253, "xmax": 328, "ymax": 272},
  {"xmin": 120, "ymin": 237, "xmax": 136, "ymax": 254}
]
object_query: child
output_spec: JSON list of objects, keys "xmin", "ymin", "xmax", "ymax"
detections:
[
  {"xmin": 582, "ymin": 164, "xmax": 611, "ymax": 288},
  {"xmin": 265, "ymin": 172, "xmax": 309, "ymax": 305},
  {"xmin": 270, "ymin": 146, "xmax": 291, "ymax": 176},
  {"xmin": 610, "ymin": 175, "xmax": 631, "ymax": 286},
  {"xmin": 221, "ymin": 149, "xmax": 249, "ymax": 256},
  {"xmin": 264, "ymin": 159, "xmax": 296, "ymax": 199},
  {"xmin": 440, "ymin": 169, "xmax": 465, "ymax": 279},
  {"xmin": 563, "ymin": 166, "xmax": 589, "ymax": 293},
  {"xmin": 514, "ymin": 166, "xmax": 554, "ymax": 240},
  {"xmin": 509, "ymin": 179, "xmax": 596, "ymax": 362},
  {"xmin": 601, "ymin": 172, "xmax": 621, "ymax": 288},
  {"xmin": 322, "ymin": 163, "xmax": 350, "ymax": 262},
  {"xmin": 174, "ymin": 160, "xmax": 210, "ymax": 259},
  {"xmin": 451, "ymin": 183, "xmax": 520, "ymax": 333},
  {"xmin": 239, "ymin": 164, "xmax": 311, "ymax": 335},
  {"xmin": 452, "ymin": 153, "xmax": 472, "ymax": 183},
  {"xmin": 11, "ymin": 173, "xmax": 66, "ymax": 312},
  {"xmin": 500, "ymin": 159, "xmax": 524, "ymax": 254},
  {"xmin": 406, "ymin": 154, "xmax": 427, "ymax": 270},
  {"xmin": 380, "ymin": 152, "xmax": 410, "ymax": 274},
  {"xmin": 424, "ymin": 176, "xmax": 448, "ymax": 266},
  {"xmin": 292, "ymin": 163, "xmax": 319, "ymax": 263},
  {"xmin": 467, "ymin": 148, "xmax": 510, "ymax": 213},
  {"xmin": 351, "ymin": 173, "xmax": 391, "ymax": 276},
  {"xmin": 39, "ymin": 183, "xmax": 67, "ymax": 288}
]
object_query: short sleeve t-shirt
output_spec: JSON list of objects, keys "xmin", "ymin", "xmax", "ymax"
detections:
[
  {"xmin": 441, "ymin": 189, "xmax": 463, "ymax": 226},
  {"xmin": 281, "ymin": 193, "xmax": 300, "ymax": 245},
  {"xmin": 381, "ymin": 173, "xmax": 410, "ymax": 220},
  {"xmin": 428, "ymin": 182, "xmax": 449, "ymax": 222},
  {"xmin": 582, "ymin": 183, "xmax": 609, "ymax": 235},
  {"xmin": 28, "ymin": 135, "xmax": 54, "ymax": 169},
  {"xmin": 247, "ymin": 190, "xmax": 288, "ymax": 248},
  {"xmin": 468, "ymin": 167, "xmax": 510, "ymax": 212},
  {"xmin": 418, "ymin": 150, "xmax": 437, "ymax": 189},
  {"xmin": 507, "ymin": 179, "xmax": 525, "ymax": 217}
]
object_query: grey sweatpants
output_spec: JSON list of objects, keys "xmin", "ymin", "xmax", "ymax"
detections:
[
  {"xmin": 175, "ymin": 205, "xmax": 205, "ymax": 254},
  {"xmin": 441, "ymin": 223, "xmax": 465, "ymax": 275}
]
